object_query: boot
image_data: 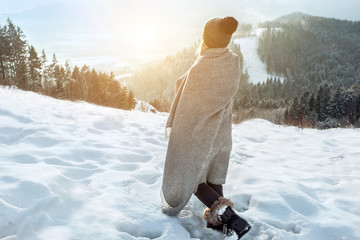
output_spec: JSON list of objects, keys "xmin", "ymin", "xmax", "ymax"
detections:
[
  {"xmin": 203, "ymin": 197, "xmax": 251, "ymax": 239},
  {"xmin": 206, "ymin": 221, "xmax": 224, "ymax": 232},
  {"xmin": 219, "ymin": 207, "xmax": 251, "ymax": 239}
]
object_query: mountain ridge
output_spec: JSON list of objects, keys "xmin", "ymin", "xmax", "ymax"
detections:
[{"xmin": 272, "ymin": 11, "xmax": 313, "ymax": 25}]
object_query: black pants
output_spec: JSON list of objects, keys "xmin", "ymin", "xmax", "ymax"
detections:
[{"xmin": 195, "ymin": 182, "xmax": 223, "ymax": 208}]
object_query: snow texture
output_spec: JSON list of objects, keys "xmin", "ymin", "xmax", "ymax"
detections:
[
  {"xmin": 234, "ymin": 28, "xmax": 283, "ymax": 84},
  {"xmin": 134, "ymin": 100, "xmax": 157, "ymax": 113},
  {"xmin": 0, "ymin": 87, "xmax": 360, "ymax": 240}
]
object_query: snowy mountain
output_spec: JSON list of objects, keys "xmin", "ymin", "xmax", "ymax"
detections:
[
  {"xmin": 234, "ymin": 29, "xmax": 283, "ymax": 85},
  {"xmin": 271, "ymin": 12, "xmax": 312, "ymax": 25},
  {"xmin": 0, "ymin": 87, "xmax": 359, "ymax": 240}
]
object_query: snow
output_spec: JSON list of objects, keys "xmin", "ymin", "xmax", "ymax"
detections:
[
  {"xmin": 116, "ymin": 73, "xmax": 133, "ymax": 81},
  {"xmin": 234, "ymin": 28, "xmax": 284, "ymax": 84},
  {"xmin": 134, "ymin": 100, "xmax": 157, "ymax": 113},
  {"xmin": 1, "ymin": 87, "xmax": 360, "ymax": 240}
]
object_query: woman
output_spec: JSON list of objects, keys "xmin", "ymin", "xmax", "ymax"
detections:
[{"xmin": 161, "ymin": 16, "xmax": 251, "ymax": 239}]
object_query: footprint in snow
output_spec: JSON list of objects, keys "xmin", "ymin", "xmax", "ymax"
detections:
[
  {"xmin": 62, "ymin": 168, "xmax": 103, "ymax": 180},
  {"xmin": 128, "ymin": 122, "xmax": 147, "ymax": 132},
  {"xmin": 112, "ymin": 163, "xmax": 139, "ymax": 172},
  {"xmin": 134, "ymin": 171, "xmax": 161, "ymax": 185},
  {"xmin": 0, "ymin": 109, "xmax": 33, "ymax": 124},
  {"xmin": 119, "ymin": 152, "xmax": 153, "ymax": 163},
  {"xmin": 0, "ymin": 181, "xmax": 54, "ymax": 209},
  {"xmin": 26, "ymin": 136, "xmax": 60, "ymax": 148},
  {"xmin": 178, "ymin": 208, "xmax": 224, "ymax": 240},
  {"xmin": 281, "ymin": 193, "xmax": 320, "ymax": 217},
  {"xmin": 12, "ymin": 154, "xmax": 38, "ymax": 164},
  {"xmin": 230, "ymin": 193, "xmax": 252, "ymax": 212},
  {"xmin": 116, "ymin": 219, "xmax": 163, "ymax": 239},
  {"xmin": 0, "ymin": 128, "xmax": 42, "ymax": 145}
]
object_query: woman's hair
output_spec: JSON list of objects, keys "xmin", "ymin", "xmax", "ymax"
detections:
[{"xmin": 195, "ymin": 40, "xmax": 208, "ymax": 57}]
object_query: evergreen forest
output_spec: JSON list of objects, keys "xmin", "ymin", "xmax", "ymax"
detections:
[
  {"xmin": 0, "ymin": 19, "xmax": 136, "ymax": 110},
  {"xmin": 255, "ymin": 14, "xmax": 360, "ymax": 128}
]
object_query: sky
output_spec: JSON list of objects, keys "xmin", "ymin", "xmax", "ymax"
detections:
[{"xmin": 0, "ymin": 0, "xmax": 359, "ymax": 71}]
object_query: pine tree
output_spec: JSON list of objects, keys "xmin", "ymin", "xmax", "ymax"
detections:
[
  {"xmin": 68, "ymin": 65, "xmax": 82, "ymax": 100},
  {"xmin": 88, "ymin": 68, "xmax": 100, "ymax": 104},
  {"xmin": 327, "ymin": 84, "xmax": 345, "ymax": 119},
  {"xmin": 316, "ymin": 84, "xmax": 331, "ymax": 121},
  {"xmin": 53, "ymin": 65, "xmax": 65, "ymax": 98},
  {"xmin": 283, "ymin": 108, "xmax": 289, "ymax": 124},
  {"xmin": 305, "ymin": 93, "xmax": 317, "ymax": 125},
  {"xmin": 356, "ymin": 94, "xmax": 360, "ymax": 125},
  {"xmin": 289, "ymin": 97, "xmax": 300, "ymax": 126},
  {"xmin": 118, "ymin": 85, "xmax": 128, "ymax": 109},
  {"xmin": 63, "ymin": 60, "xmax": 72, "ymax": 98},
  {"xmin": 16, "ymin": 58, "xmax": 28, "ymax": 90},
  {"xmin": 43, "ymin": 53, "xmax": 58, "ymax": 95},
  {"xmin": 128, "ymin": 90, "xmax": 136, "ymax": 110},
  {"xmin": 40, "ymin": 49, "xmax": 48, "ymax": 90},
  {"xmin": 28, "ymin": 45, "xmax": 42, "ymax": 92},
  {"xmin": 343, "ymin": 90, "xmax": 357, "ymax": 125},
  {"xmin": 79, "ymin": 65, "xmax": 89, "ymax": 101},
  {"xmin": 0, "ymin": 24, "xmax": 10, "ymax": 84},
  {"xmin": 307, "ymin": 93, "xmax": 315, "ymax": 114},
  {"xmin": 299, "ymin": 91, "xmax": 310, "ymax": 126},
  {"xmin": 5, "ymin": 19, "xmax": 27, "ymax": 85}
]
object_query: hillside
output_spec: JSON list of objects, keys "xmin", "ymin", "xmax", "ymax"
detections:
[
  {"xmin": 1, "ymin": 87, "xmax": 360, "ymax": 239},
  {"xmin": 258, "ymin": 13, "xmax": 360, "ymax": 87},
  {"xmin": 126, "ymin": 41, "xmax": 242, "ymax": 112},
  {"xmin": 233, "ymin": 28, "xmax": 283, "ymax": 85},
  {"xmin": 233, "ymin": 13, "xmax": 360, "ymax": 127}
]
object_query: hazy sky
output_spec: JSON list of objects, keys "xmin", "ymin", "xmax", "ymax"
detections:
[{"xmin": 1, "ymin": 0, "xmax": 359, "ymax": 69}]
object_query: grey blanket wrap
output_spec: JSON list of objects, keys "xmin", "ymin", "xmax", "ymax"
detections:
[{"xmin": 161, "ymin": 48, "xmax": 240, "ymax": 216}]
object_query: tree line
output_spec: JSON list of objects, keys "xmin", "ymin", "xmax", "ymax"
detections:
[
  {"xmin": 0, "ymin": 19, "xmax": 136, "ymax": 110},
  {"xmin": 233, "ymin": 77, "xmax": 288, "ymax": 110},
  {"xmin": 284, "ymin": 84, "xmax": 360, "ymax": 128}
]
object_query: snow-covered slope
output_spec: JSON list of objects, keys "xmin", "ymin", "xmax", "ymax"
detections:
[
  {"xmin": 234, "ymin": 29, "xmax": 283, "ymax": 84},
  {"xmin": 1, "ymin": 87, "xmax": 360, "ymax": 240}
]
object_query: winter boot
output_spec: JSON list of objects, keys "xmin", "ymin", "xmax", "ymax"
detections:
[
  {"xmin": 206, "ymin": 221, "xmax": 224, "ymax": 232},
  {"xmin": 203, "ymin": 197, "xmax": 251, "ymax": 239},
  {"xmin": 219, "ymin": 207, "xmax": 251, "ymax": 239}
]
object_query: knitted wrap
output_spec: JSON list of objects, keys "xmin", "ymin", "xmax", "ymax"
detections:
[{"xmin": 161, "ymin": 48, "xmax": 240, "ymax": 216}]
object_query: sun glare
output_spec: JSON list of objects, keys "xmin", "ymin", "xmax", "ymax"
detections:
[{"xmin": 133, "ymin": 27, "xmax": 158, "ymax": 51}]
